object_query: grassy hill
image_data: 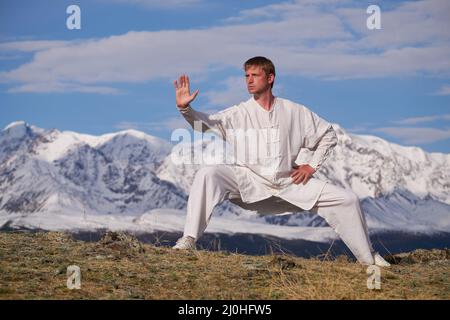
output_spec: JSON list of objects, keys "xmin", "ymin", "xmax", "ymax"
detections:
[{"xmin": 0, "ymin": 231, "xmax": 448, "ymax": 299}]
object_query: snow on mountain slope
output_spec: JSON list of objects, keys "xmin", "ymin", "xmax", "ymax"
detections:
[
  {"xmin": 156, "ymin": 123, "xmax": 450, "ymax": 205},
  {"xmin": 155, "ymin": 122, "xmax": 450, "ymax": 233},
  {"xmin": 0, "ymin": 121, "xmax": 449, "ymax": 238},
  {"xmin": 0, "ymin": 121, "xmax": 186, "ymax": 216},
  {"xmin": 323, "ymin": 124, "xmax": 450, "ymax": 204},
  {"xmin": 0, "ymin": 207, "xmax": 337, "ymax": 243},
  {"xmin": 361, "ymin": 188, "xmax": 450, "ymax": 232}
]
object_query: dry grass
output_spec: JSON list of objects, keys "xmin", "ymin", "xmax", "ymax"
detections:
[{"xmin": 0, "ymin": 231, "xmax": 448, "ymax": 300}]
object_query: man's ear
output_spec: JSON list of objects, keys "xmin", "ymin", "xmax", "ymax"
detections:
[{"xmin": 268, "ymin": 73, "xmax": 275, "ymax": 85}]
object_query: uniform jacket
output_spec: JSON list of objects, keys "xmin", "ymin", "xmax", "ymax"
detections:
[{"xmin": 178, "ymin": 96, "xmax": 338, "ymax": 211}]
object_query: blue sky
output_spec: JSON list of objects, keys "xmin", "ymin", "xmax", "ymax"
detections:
[{"xmin": 1, "ymin": 0, "xmax": 449, "ymax": 153}]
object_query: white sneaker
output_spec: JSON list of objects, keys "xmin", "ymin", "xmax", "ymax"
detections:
[
  {"xmin": 374, "ymin": 252, "xmax": 391, "ymax": 267},
  {"xmin": 173, "ymin": 236, "xmax": 196, "ymax": 250}
]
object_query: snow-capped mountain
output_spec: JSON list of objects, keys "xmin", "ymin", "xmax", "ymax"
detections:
[
  {"xmin": 0, "ymin": 120, "xmax": 449, "ymax": 239},
  {"xmin": 156, "ymin": 123, "xmax": 450, "ymax": 203},
  {"xmin": 0, "ymin": 121, "xmax": 186, "ymax": 216},
  {"xmin": 156, "ymin": 122, "xmax": 450, "ymax": 233}
]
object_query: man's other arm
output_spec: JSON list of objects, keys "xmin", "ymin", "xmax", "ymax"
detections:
[{"xmin": 307, "ymin": 126, "xmax": 338, "ymax": 171}]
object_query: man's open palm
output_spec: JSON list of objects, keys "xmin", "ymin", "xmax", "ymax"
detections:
[{"xmin": 174, "ymin": 75, "xmax": 199, "ymax": 109}]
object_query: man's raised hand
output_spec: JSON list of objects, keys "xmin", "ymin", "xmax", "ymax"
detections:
[{"xmin": 174, "ymin": 75, "xmax": 199, "ymax": 109}]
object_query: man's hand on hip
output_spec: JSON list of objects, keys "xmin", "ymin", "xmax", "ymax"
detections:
[
  {"xmin": 290, "ymin": 164, "xmax": 316, "ymax": 185},
  {"xmin": 174, "ymin": 74, "xmax": 199, "ymax": 109}
]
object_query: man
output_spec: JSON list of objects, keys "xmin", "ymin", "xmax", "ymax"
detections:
[{"xmin": 172, "ymin": 56, "xmax": 390, "ymax": 267}]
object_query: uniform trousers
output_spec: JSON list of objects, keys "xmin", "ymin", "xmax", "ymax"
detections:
[{"xmin": 182, "ymin": 165, "xmax": 376, "ymax": 264}]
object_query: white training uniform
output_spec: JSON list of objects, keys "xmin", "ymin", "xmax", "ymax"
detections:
[{"xmin": 177, "ymin": 96, "xmax": 376, "ymax": 264}]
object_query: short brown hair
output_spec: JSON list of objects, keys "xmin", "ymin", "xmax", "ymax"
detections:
[{"xmin": 243, "ymin": 56, "xmax": 276, "ymax": 88}]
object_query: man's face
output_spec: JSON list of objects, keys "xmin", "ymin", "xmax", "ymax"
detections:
[{"xmin": 245, "ymin": 65, "xmax": 274, "ymax": 95}]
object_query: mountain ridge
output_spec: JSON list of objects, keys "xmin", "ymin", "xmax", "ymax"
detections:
[{"xmin": 0, "ymin": 120, "xmax": 449, "ymax": 238}]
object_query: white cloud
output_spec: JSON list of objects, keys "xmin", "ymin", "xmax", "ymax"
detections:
[
  {"xmin": 392, "ymin": 114, "xmax": 450, "ymax": 125},
  {"xmin": 7, "ymin": 82, "xmax": 123, "ymax": 94},
  {"xmin": 1, "ymin": 0, "xmax": 450, "ymax": 93},
  {"xmin": 0, "ymin": 40, "xmax": 70, "ymax": 52},
  {"xmin": 115, "ymin": 117, "xmax": 189, "ymax": 132},
  {"xmin": 336, "ymin": 0, "xmax": 450, "ymax": 49},
  {"xmin": 203, "ymin": 76, "xmax": 249, "ymax": 107},
  {"xmin": 224, "ymin": 0, "xmax": 352, "ymax": 24},
  {"xmin": 434, "ymin": 85, "xmax": 450, "ymax": 96},
  {"xmin": 99, "ymin": 0, "xmax": 202, "ymax": 9},
  {"xmin": 203, "ymin": 75, "xmax": 285, "ymax": 108},
  {"xmin": 346, "ymin": 124, "xmax": 372, "ymax": 133},
  {"xmin": 372, "ymin": 126, "xmax": 450, "ymax": 144}
]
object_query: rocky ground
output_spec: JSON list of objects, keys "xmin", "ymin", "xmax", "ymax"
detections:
[{"xmin": 0, "ymin": 231, "xmax": 448, "ymax": 299}]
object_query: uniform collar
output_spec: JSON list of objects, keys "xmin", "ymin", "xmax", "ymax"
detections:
[{"xmin": 250, "ymin": 96, "xmax": 278, "ymax": 113}]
